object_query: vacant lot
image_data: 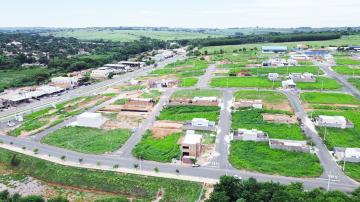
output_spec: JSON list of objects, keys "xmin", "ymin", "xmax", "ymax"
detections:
[
  {"xmin": 211, "ymin": 77, "xmax": 281, "ymax": 88},
  {"xmin": 0, "ymin": 148, "xmax": 202, "ymax": 201},
  {"xmin": 151, "ymin": 58, "xmax": 208, "ymax": 78},
  {"xmin": 234, "ymin": 90, "xmax": 286, "ymax": 104},
  {"xmin": 333, "ymin": 66, "xmax": 360, "ymax": 75},
  {"xmin": 349, "ymin": 78, "xmax": 360, "ymax": 91},
  {"xmin": 180, "ymin": 77, "xmax": 198, "ymax": 87},
  {"xmin": 232, "ymin": 108, "xmax": 304, "ymax": 140},
  {"xmin": 132, "ymin": 131, "xmax": 180, "ymax": 162},
  {"xmin": 41, "ymin": 126, "xmax": 131, "ymax": 154},
  {"xmin": 229, "ymin": 141, "xmax": 322, "ymax": 177},
  {"xmin": 335, "ymin": 57, "xmax": 360, "ymax": 65},
  {"xmin": 344, "ymin": 162, "xmax": 360, "ymax": 182},
  {"xmin": 230, "ymin": 66, "xmax": 322, "ymax": 76},
  {"xmin": 296, "ymin": 77, "xmax": 341, "ymax": 90},
  {"xmin": 140, "ymin": 90, "xmax": 162, "ymax": 102},
  {"xmin": 158, "ymin": 105, "xmax": 220, "ymax": 122},
  {"xmin": 300, "ymin": 92, "xmax": 360, "ymax": 105},
  {"xmin": 172, "ymin": 89, "xmax": 221, "ymax": 99}
]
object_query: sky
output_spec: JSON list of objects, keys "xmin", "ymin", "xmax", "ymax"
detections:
[{"xmin": 0, "ymin": 0, "xmax": 359, "ymax": 28}]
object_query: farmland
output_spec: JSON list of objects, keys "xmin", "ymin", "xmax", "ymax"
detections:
[
  {"xmin": 229, "ymin": 141, "xmax": 322, "ymax": 177},
  {"xmin": 41, "ymin": 126, "xmax": 131, "ymax": 154},
  {"xmin": 210, "ymin": 77, "xmax": 281, "ymax": 88},
  {"xmin": 300, "ymin": 92, "xmax": 360, "ymax": 105},
  {"xmin": 172, "ymin": 89, "xmax": 221, "ymax": 99},
  {"xmin": 0, "ymin": 148, "xmax": 202, "ymax": 201},
  {"xmin": 157, "ymin": 105, "xmax": 220, "ymax": 122},
  {"xmin": 44, "ymin": 29, "xmax": 225, "ymax": 42},
  {"xmin": 132, "ymin": 131, "xmax": 181, "ymax": 162},
  {"xmin": 232, "ymin": 108, "xmax": 304, "ymax": 140}
]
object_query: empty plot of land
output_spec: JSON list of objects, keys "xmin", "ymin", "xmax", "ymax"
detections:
[
  {"xmin": 171, "ymin": 89, "xmax": 221, "ymax": 99},
  {"xmin": 211, "ymin": 77, "xmax": 281, "ymax": 88},
  {"xmin": 157, "ymin": 105, "xmax": 220, "ymax": 122},
  {"xmin": 300, "ymin": 92, "xmax": 360, "ymax": 105}
]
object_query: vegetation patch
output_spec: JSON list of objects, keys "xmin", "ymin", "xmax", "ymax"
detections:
[
  {"xmin": 234, "ymin": 90, "xmax": 286, "ymax": 104},
  {"xmin": 180, "ymin": 77, "xmax": 198, "ymax": 87},
  {"xmin": 172, "ymin": 89, "xmax": 221, "ymax": 99},
  {"xmin": 349, "ymin": 78, "xmax": 360, "ymax": 91},
  {"xmin": 229, "ymin": 141, "xmax": 322, "ymax": 177},
  {"xmin": 333, "ymin": 66, "xmax": 360, "ymax": 75},
  {"xmin": 158, "ymin": 105, "xmax": 220, "ymax": 122},
  {"xmin": 296, "ymin": 77, "xmax": 341, "ymax": 90},
  {"xmin": 230, "ymin": 66, "xmax": 322, "ymax": 76},
  {"xmin": 335, "ymin": 57, "xmax": 360, "ymax": 65},
  {"xmin": 300, "ymin": 92, "xmax": 360, "ymax": 104},
  {"xmin": 41, "ymin": 126, "xmax": 131, "ymax": 154},
  {"xmin": 210, "ymin": 77, "xmax": 281, "ymax": 88},
  {"xmin": 132, "ymin": 131, "xmax": 181, "ymax": 162},
  {"xmin": 343, "ymin": 162, "xmax": 360, "ymax": 182}
]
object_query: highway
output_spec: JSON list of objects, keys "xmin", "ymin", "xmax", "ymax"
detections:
[{"xmin": 0, "ymin": 56, "xmax": 360, "ymax": 193}]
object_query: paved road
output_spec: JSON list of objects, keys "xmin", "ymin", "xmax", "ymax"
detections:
[
  {"xmin": 284, "ymin": 90, "xmax": 354, "ymax": 184},
  {"xmin": 196, "ymin": 64, "xmax": 216, "ymax": 88}
]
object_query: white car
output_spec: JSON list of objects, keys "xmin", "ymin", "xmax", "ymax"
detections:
[
  {"xmin": 191, "ymin": 164, "xmax": 200, "ymax": 167},
  {"xmin": 233, "ymin": 175, "xmax": 242, "ymax": 180}
]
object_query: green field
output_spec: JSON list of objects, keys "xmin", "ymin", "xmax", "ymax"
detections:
[
  {"xmin": 41, "ymin": 127, "xmax": 131, "ymax": 154},
  {"xmin": 201, "ymin": 35, "xmax": 360, "ymax": 54},
  {"xmin": 44, "ymin": 29, "xmax": 225, "ymax": 42},
  {"xmin": 172, "ymin": 89, "xmax": 221, "ymax": 99},
  {"xmin": 300, "ymin": 92, "xmax": 360, "ymax": 104},
  {"xmin": 349, "ymin": 78, "xmax": 360, "ymax": 90},
  {"xmin": 232, "ymin": 108, "xmax": 304, "ymax": 140},
  {"xmin": 313, "ymin": 109, "xmax": 360, "ymax": 149},
  {"xmin": 296, "ymin": 77, "xmax": 342, "ymax": 90},
  {"xmin": 0, "ymin": 148, "xmax": 202, "ymax": 201},
  {"xmin": 229, "ymin": 141, "xmax": 322, "ymax": 177},
  {"xmin": 0, "ymin": 67, "xmax": 51, "ymax": 91},
  {"xmin": 132, "ymin": 131, "xmax": 181, "ymax": 162},
  {"xmin": 333, "ymin": 66, "xmax": 360, "ymax": 75},
  {"xmin": 180, "ymin": 77, "xmax": 198, "ymax": 87},
  {"xmin": 140, "ymin": 90, "xmax": 162, "ymax": 102},
  {"xmin": 234, "ymin": 90, "xmax": 287, "ymax": 104},
  {"xmin": 335, "ymin": 57, "xmax": 360, "ymax": 65},
  {"xmin": 157, "ymin": 105, "xmax": 220, "ymax": 122},
  {"xmin": 150, "ymin": 58, "xmax": 208, "ymax": 78},
  {"xmin": 230, "ymin": 66, "xmax": 322, "ymax": 76},
  {"xmin": 344, "ymin": 162, "xmax": 360, "ymax": 182},
  {"xmin": 210, "ymin": 77, "xmax": 281, "ymax": 88}
]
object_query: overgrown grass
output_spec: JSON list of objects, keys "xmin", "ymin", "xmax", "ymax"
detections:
[
  {"xmin": 0, "ymin": 148, "xmax": 202, "ymax": 201},
  {"xmin": 180, "ymin": 77, "xmax": 198, "ymax": 87},
  {"xmin": 172, "ymin": 89, "xmax": 221, "ymax": 99},
  {"xmin": 141, "ymin": 90, "xmax": 162, "ymax": 102},
  {"xmin": 343, "ymin": 162, "xmax": 360, "ymax": 182},
  {"xmin": 113, "ymin": 98, "xmax": 129, "ymax": 105},
  {"xmin": 229, "ymin": 141, "xmax": 322, "ymax": 177},
  {"xmin": 41, "ymin": 127, "xmax": 131, "ymax": 154},
  {"xmin": 230, "ymin": 66, "xmax": 322, "ymax": 76},
  {"xmin": 349, "ymin": 78, "xmax": 360, "ymax": 91},
  {"xmin": 158, "ymin": 105, "xmax": 220, "ymax": 122},
  {"xmin": 296, "ymin": 77, "xmax": 341, "ymax": 90},
  {"xmin": 132, "ymin": 131, "xmax": 181, "ymax": 162},
  {"xmin": 335, "ymin": 57, "xmax": 360, "ymax": 65},
  {"xmin": 210, "ymin": 77, "xmax": 281, "ymax": 88},
  {"xmin": 300, "ymin": 92, "xmax": 360, "ymax": 104}
]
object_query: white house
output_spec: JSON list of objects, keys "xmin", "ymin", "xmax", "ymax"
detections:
[
  {"xmin": 282, "ymin": 79, "xmax": 296, "ymax": 89},
  {"xmin": 289, "ymin": 72, "xmax": 316, "ymax": 82},
  {"xmin": 315, "ymin": 115, "xmax": 354, "ymax": 129},
  {"xmin": 192, "ymin": 118, "xmax": 210, "ymax": 127},
  {"xmin": 234, "ymin": 129, "xmax": 268, "ymax": 142},
  {"xmin": 72, "ymin": 112, "xmax": 106, "ymax": 128},
  {"xmin": 334, "ymin": 147, "xmax": 360, "ymax": 162},
  {"xmin": 268, "ymin": 73, "xmax": 280, "ymax": 81},
  {"xmin": 269, "ymin": 139, "xmax": 310, "ymax": 152}
]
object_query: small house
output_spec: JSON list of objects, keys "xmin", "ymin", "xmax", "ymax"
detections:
[
  {"xmin": 315, "ymin": 115, "xmax": 354, "ymax": 129},
  {"xmin": 282, "ymin": 79, "xmax": 296, "ymax": 89},
  {"xmin": 233, "ymin": 129, "xmax": 269, "ymax": 142},
  {"xmin": 268, "ymin": 73, "xmax": 280, "ymax": 81},
  {"xmin": 289, "ymin": 73, "xmax": 316, "ymax": 83}
]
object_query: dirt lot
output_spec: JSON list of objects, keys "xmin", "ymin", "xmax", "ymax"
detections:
[
  {"xmin": 151, "ymin": 121, "xmax": 183, "ymax": 138},
  {"xmin": 262, "ymin": 113, "xmax": 297, "ymax": 124}
]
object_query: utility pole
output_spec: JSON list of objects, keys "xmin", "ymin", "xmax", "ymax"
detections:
[
  {"xmin": 324, "ymin": 127, "xmax": 327, "ymax": 141},
  {"xmin": 343, "ymin": 159, "xmax": 346, "ymax": 171}
]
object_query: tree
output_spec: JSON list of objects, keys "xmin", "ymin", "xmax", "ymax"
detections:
[
  {"xmin": 206, "ymin": 191, "xmax": 230, "ymax": 202},
  {"xmin": 19, "ymin": 195, "xmax": 45, "ymax": 202}
]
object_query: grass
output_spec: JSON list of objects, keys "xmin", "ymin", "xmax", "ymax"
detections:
[
  {"xmin": 113, "ymin": 98, "xmax": 128, "ymax": 105},
  {"xmin": 349, "ymin": 78, "xmax": 360, "ymax": 91},
  {"xmin": 151, "ymin": 58, "xmax": 208, "ymax": 78},
  {"xmin": 132, "ymin": 131, "xmax": 181, "ymax": 162},
  {"xmin": 230, "ymin": 66, "xmax": 323, "ymax": 76},
  {"xmin": 158, "ymin": 105, "xmax": 220, "ymax": 122},
  {"xmin": 234, "ymin": 90, "xmax": 287, "ymax": 104},
  {"xmin": 343, "ymin": 162, "xmax": 360, "ymax": 182},
  {"xmin": 232, "ymin": 108, "xmax": 304, "ymax": 140},
  {"xmin": 0, "ymin": 148, "xmax": 202, "ymax": 201},
  {"xmin": 333, "ymin": 66, "xmax": 360, "ymax": 75},
  {"xmin": 180, "ymin": 77, "xmax": 198, "ymax": 87},
  {"xmin": 300, "ymin": 92, "xmax": 360, "ymax": 104},
  {"xmin": 140, "ymin": 90, "xmax": 162, "ymax": 102},
  {"xmin": 296, "ymin": 77, "xmax": 341, "ymax": 90},
  {"xmin": 229, "ymin": 141, "xmax": 322, "ymax": 177},
  {"xmin": 41, "ymin": 127, "xmax": 131, "ymax": 154},
  {"xmin": 210, "ymin": 77, "xmax": 281, "ymax": 88},
  {"xmin": 171, "ymin": 89, "xmax": 221, "ymax": 99},
  {"xmin": 335, "ymin": 57, "xmax": 360, "ymax": 65}
]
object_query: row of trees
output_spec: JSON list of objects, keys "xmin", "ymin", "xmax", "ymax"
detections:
[{"xmin": 206, "ymin": 176, "xmax": 360, "ymax": 202}]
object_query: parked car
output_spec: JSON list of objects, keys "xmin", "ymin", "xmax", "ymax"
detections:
[{"xmin": 192, "ymin": 163, "xmax": 200, "ymax": 167}]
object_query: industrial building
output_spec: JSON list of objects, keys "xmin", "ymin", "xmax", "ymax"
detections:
[{"xmin": 262, "ymin": 46, "xmax": 288, "ymax": 53}]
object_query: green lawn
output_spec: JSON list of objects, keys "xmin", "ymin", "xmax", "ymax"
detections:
[
  {"xmin": 0, "ymin": 148, "xmax": 202, "ymax": 201},
  {"xmin": 232, "ymin": 108, "xmax": 304, "ymax": 140},
  {"xmin": 180, "ymin": 77, "xmax": 198, "ymax": 87},
  {"xmin": 333, "ymin": 66, "xmax": 360, "ymax": 75},
  {"xmin": 234, "ymin": 90, "xmax": 287, "ymax": 104},
  {"xmin": 229, "ymin": 141, "xmax": 322, "ymax": 177},
  {"xmin": 296, "ymin": 77, "xmax": 341, "ymax": 90},
  {"xmin": 132, "ymin": 131, "xmax": 181, "ymax": 162},
  {"xmin": 158, "ymin": 105, "xmax": 220, "ymax": 122},
  {"xmin": 172, "ymin": 89, "xmax": 221, "ymax": 99},
  {"xmin": 344, "ymin": 162, "xmax": 360, "ymax": 182},
  {"xmin": 113, "ymin": 98, "xmax": 129, "ymax": 105},
  {"xmin": 335, "ymin": 57, "xmax": 360, "ymax": 65},
  {"xmin": 300, "ymin": 92, "xmax": 360, "ymax": 104},
  {"xmin": 211, "ymin": 77, "xmax": 281, "ymax": 88},
  {"xmin": 349, "ymin": 78, "xmax": 360, "ymax": 90},
  {"xmin": 230, "ymin": 66, "xmax": 323, "ymax": 76},
  {"xmin": 41, "ymin": 127, "xmax": 131, "ymax": 154}
]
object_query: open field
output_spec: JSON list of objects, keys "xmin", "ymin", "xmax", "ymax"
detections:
[
  {"xmin": 157, "ymin": 105, "xmax": 220, "ymax": 122},
  {"xmin": 172, "ymin": 89, "xmax": 221, "ymax": 99},
  {"xmin": 44, "ymin": 29, "xmax": 226, "ymax": 42},
  {"xmin": 140, "ymin": 90, "xmax": 162, "ymax": 102},
  {"xmin": 41, "ymin": 126, "xmax": 131, "ymax": 154},
  {"xmin": 300, "ymin": 92, "xmax": 360, "ymax": 105},
  {"xmin": 234, "ymin": 90, "xmax": 286, "ymax": 103},
  {"xmin": 211, "ymin": 77, "xmax": 281, "ymax": 88},
  {"xmin": 0, "ymin": 67, "xmax": 51, "ymax": 92},
  {"xmin": 349, "ymin": 78, "xmax": 360, "ymax": 90},
  {"xmin": 232, "ymin": 108, "xmax": 304, "ymax": 140},
  {"xmin": 296, "ymin": 77, "xmax": 342, "ymax": 90},
  {"xmin": 201, "ymin": 35, "xmax": 360, "ymax": 54},
  {"xmin": 344, "ymin": 162, "xmax": 360, "ymax": 182},
  {"xmin": 230, "ymin": 66, "xmax": 322, "ymax": 76},
  {"xmin": 335, "ymin": 56, "xmax": 360, "ymax": 65},
  {"xmin": 333, "ymin": 66, "xmax": 360, "ymax": 75},
  {"xmin": 229, "ymin": 141, "xmax": 322, "ymax": 177},
  {"xmin": 313, "ymin": 109, "xmax": 360, "ymax": 149},
  {"xmin": 9, "ymin": 96, "xmax": 110, "ymax": 137},
  {"xmin": 180, "ymin": 77, "xmax": 198, "ymax": 87},
  {"xmin": 150, "ymin": 58, "xmax": 208, "ymax": 78},
  {"xmin": 132, "ymin": 131, "xmax": 181, "ymax": 162},
  {"xmin": 0, "ymin": 148, "xmax": 202, "ymax": 201}
]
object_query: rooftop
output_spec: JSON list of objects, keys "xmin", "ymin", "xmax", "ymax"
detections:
[{"xmin": 182, "ymin": 134, "xmax": 202, "ymax": 145}]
